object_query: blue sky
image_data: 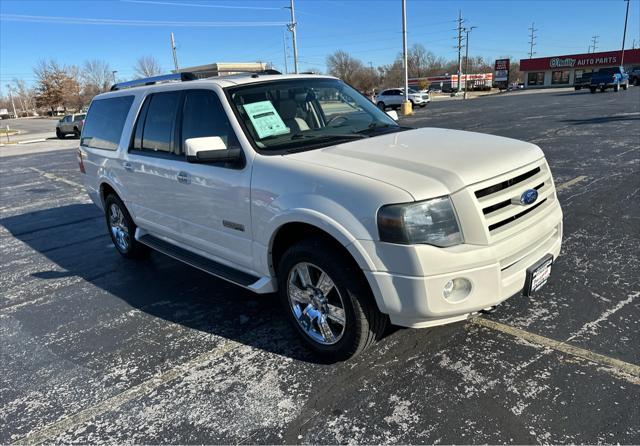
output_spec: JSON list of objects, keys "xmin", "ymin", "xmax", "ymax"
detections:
[{"xmin": 1, "ymin": 0, "xmax": 639, "ymax": 88}]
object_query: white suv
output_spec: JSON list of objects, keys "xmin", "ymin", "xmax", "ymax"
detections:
[
  {"xmin": 375, "ymin": 88, "xmax": 430, "ymax": 110},
  {"xmin": 79, "ymin": 72, "xmax": 562, "ymax": 360}
]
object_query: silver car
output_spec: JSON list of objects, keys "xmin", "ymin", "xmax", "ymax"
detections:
[{"xmin": 56, "ymin": 113, "xmax": 85, "ymax": 139}]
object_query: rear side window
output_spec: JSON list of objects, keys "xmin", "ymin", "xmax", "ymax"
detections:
[
  {"xmin": 81, "ymin": 96, "xmax": 134, "ymax": 150},
  {"xmin": 74, "ymin": 114, "xmax": 85, "ymax": 121},
  {"xmin": 182, "ymin": 90, "xmax": 239, "ymax": 149},
  {"xmin": 141, "ymin": 92, "xmax": 181, "ymax": 154}
]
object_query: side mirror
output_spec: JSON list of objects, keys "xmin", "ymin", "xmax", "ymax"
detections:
[
  {"xmin": 386, "ymin": 110, "xmax": 399, "ymax": 121},
  {"xmin": 185, "ymin": 136, "xmax": 242, "ymax": 164}
]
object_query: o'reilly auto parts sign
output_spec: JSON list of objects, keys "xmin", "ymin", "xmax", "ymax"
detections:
[{"xmin": 494, "ymin": 59, "xmax": 509, "ymax": 82}]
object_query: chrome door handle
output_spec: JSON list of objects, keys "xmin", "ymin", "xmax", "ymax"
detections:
[
  {"xmin": 177, "ymin": 171, "xmax": 191, "ymax": 184},
  {"xmin": 123, "ymin": 162, "xmax": 133, "ymax": 172}
]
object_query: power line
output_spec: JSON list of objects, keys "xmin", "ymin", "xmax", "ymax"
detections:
[
  {"xmin": 528, "ymin": 22, "xmax": 538, "ymax": 58},
  {"xmin": 120, "ymin": 0, "xmax": 283, "ymax": 10},
  {"xmin": 0, "ymin": 14, "xmax": 289, "ymax": 27}
]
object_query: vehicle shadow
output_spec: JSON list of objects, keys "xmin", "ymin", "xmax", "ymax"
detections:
[
  {"xmin": 560, "ymin": 115, "xmax": 640, "ymax": 125},
  {"xmin": 1, "ymin": 203, "xmax": 331, "ymax": 364}
]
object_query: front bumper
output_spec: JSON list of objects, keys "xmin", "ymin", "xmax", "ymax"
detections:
[{"xmin": 358, "ymin": 201, "xmax": 563, "ymax": 328}]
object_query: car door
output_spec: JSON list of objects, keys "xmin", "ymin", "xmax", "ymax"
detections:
[
  {"xmin": 389, "ymin": 89, "xmax": 403, "ymax": 106},
  {"xmin": 61, "ymin": 115, "xmax": 72, "ymax": 132},
  {"xmin": 175, "ymin": 89, "xmax": 253, "ymax": 269},
  {"xmin": 123, "ymin": 90, "xmax": 185, "ymax": 239}
]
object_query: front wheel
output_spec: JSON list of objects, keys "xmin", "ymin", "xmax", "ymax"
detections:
[
  {"xmin": 622, "ymin": 82, "xmax": 628, "ymax": 90},
  {"xmin": 278, "ymin": 238, "xmax": 387, "ymax": 361},
  {"xmin": 104, "ymin": 194, "xmax": 149, "ymax": 259},
  {"xmin": 590, "ymin": 87, "xmax": 597, "ymax": 93},
  {"xmin": 613, "ymin": 82, "xmax": 620, "ymax": 92},
  {"xmin": 575, "ymin": 86, "xmax": 581, "ymax": 91},
  {"xmin": 56, "ymin": 128, "xmax": 64, "ymax": 139},
  {"xmin": 377, "ymin": 101, "xmax": 385, "ymax": 110}
]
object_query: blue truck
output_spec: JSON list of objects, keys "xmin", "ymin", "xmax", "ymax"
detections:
[{"xmin": 590, "ymin": 66, "xmax": 630, "ymax": 93}]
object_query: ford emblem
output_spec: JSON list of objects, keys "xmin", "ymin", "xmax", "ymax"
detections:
[{"xmin": 520, "ymin": 189, "xmax": 539, "ymax": 205}]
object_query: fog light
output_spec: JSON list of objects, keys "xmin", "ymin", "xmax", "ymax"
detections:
[{"xmin": 442, "ymin": 278, "xmax": 472, "ymax": 303}]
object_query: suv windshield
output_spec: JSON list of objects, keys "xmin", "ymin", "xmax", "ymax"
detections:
[{"xmin": 227, "ymin": 78, "xmax": 403, "ymax": 153}]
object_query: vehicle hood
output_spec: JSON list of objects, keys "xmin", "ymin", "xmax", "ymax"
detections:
[{"xmin": 288, "ymin": 128, "xmax": 545, "ymax": 200}]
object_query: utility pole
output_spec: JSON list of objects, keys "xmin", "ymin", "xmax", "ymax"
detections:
[
  {"xmin": 170, "ymin": 32, "xmax": 179, "ymax": 71},
  {"xmin": 528, "ymin": 22, "xmax": 538, "ymax": 58},
  {"xmin": 463, "ymin": 26, "xmax": 477, "ymax": 100},
  {"xmin": 282, "ymin": 32, "xmax": 289, "ymax": 74},
  {"xmin": 456, "ymin": 10, "xmax": 464, "ymax": 94},
  {"xmin": 591, "ymin": 35, "xmax": 600, "ymax": 53},
  {"xmin": 401, "ymin": 0, "xmax": 411, "ymax": 115},
  {"xmin": 6, "ymin": 85, "xmax": 18, "ymax": 119},
  {"xmin": 112, "ymin": 70, "xmax": 118, "ymax": 84},
  {"xmin": 621, "ymin": 0, "xmax": 630, "ymax": 66},
  {"xmin": 286, "ymin": 0, "xmax": 299, "ymax": 74}
]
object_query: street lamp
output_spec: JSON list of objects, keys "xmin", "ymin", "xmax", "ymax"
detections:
[
  {"xmin": 463, "ymin": 26, "xmax": 477, "ymax": 100},
  {"xmin": 621, "ymin": 0, "xmax": 630, "ymax": 66}
]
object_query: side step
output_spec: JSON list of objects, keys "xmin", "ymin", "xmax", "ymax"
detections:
[{"xmin": 138, "ymin": 234, "xmax": 260, "ymax": 287}]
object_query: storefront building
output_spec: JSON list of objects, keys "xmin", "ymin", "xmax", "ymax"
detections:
[{"xmin": 520, "ymin": 49, "xmax": 640, "ymax": 88}]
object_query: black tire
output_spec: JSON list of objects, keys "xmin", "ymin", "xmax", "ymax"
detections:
[
  {"xmin": 73, "ymin": 127, "xmax": 80, "ymax": 138},
  {"xmin": 622, "ymin": 82, "xmax": 628, "ymax": 91},
  {"xmin": 634, "ymin": 77, "xmax": 639, "ymax": 86},
  {"xmin": 590, "ymin": 87, "xmax": 597, "ymax": 94},
  {"xmin": 574, "ymin": 86, "xmax": 581, "ymax": 91},
  {"xmin": 104, "ymin": 194, "xmax": 149, "ymax": 259},
  {"xmin": 377, "ymin": 101, "xmax": 385, "ymax": 110},
  {"xmin": 277, "ymin": 238, "xmax": 387, "ymax": 361},
  {"xmin": 613, "ymin": 82, "xmax": 620, "ymax": 92},
  {"xmin": 56, "ymin": 128, "xmax": 64, "ymax": 139},
  {"xmin": 601, "ymin": 86, "xmax": 606, "ymax": 92}
]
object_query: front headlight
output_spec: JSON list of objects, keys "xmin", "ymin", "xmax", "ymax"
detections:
[{"xmin": 377, "ymin": 196, "xmax": 463, "ymax": 247}]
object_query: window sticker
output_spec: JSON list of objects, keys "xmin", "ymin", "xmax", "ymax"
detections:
[{"xmin": 243, "ymin": 100, "xmax": 290, "ymax": 139}]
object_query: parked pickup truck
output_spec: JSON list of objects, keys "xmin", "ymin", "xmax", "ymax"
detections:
[
  {"xmin": 574, "ymin": 72, "xmax": 594, "ymax": 90},
  {"xmin": 590, "ymin": 66, "xmax": 629, "ymax": 93}
]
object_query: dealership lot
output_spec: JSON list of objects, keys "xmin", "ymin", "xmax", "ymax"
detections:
[{"xmin": 1, "ymin": 88, "xmax": 638, "ymax": 443}]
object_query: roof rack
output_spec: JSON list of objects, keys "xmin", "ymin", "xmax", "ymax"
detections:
[
  {"xmin": 217, "ymin": 69, "xmax": 282, "ymax": 79},
  {"xmin": 110, "ymin": 72, "xmax": 197, "ymax": 91}
]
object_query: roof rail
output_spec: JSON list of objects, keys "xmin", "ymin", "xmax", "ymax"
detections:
[{"xmin": 110, "ymin": 72, "xmax": 197, "ymax": 91}]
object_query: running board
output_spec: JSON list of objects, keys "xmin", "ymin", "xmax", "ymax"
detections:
[{"xmin": 138, "ymin": 234, "xmax": 261, "ymax": 288}]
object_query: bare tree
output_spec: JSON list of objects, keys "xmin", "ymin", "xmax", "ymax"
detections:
[
  {"xmin": 33, "ymin": 60, "xmax": 83, "ymax": 114},
  {"xmin": 82, "ymin": 59, "xmax": 113, "ymax": 95},
  {"xmin": 133, "ymin": 56, "xmax": 163, "ymax": 79},
  {"xmin": 326, "ymin": 50, "xmax": 364, "ymax": 85}
]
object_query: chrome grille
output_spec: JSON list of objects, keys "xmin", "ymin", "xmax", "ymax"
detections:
[{"xmin": 472, "ymin": 161, "xmax": 556, "ymax": 239}]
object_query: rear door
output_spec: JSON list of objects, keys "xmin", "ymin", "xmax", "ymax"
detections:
[{"xmin": 123, "ymin": 90, "xmax": 185, "ymax": 238}]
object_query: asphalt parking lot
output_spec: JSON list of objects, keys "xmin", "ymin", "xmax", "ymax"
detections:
[{"xmin": 1, "ymin": 87, "xmax": 639, "ymax": 444}]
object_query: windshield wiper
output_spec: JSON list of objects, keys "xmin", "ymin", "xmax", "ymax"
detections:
[
  {"xmin": 356, "ymin": 123, "xmax": 412, "ymax": 134},
  {"xmin": 290, "ymin": 132, "xmax": 367, "ymax": 140}
]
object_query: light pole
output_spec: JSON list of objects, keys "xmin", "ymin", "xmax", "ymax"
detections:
[
  {"xmin": 111, "ymin": 70, "xmax": 117, "ymax": 85},
  {"xmin": 463, "ymin": 26, "xmax": 476, "ymax": 100},
  {"xmin": 6, "ymin": 85, "xmax": 18, "ymax": 119},
  {"xmin": 621, "ymin": 0, "xmax": 630, "ymax": 66},
  {"xmin": 401, "ymin": 0, "xmax": 411, "ymax": 115}
]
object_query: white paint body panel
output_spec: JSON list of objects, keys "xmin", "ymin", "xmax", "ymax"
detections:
[{"xmin": 80, "ymin": 74, "xmax": 563, "ymax": 328}]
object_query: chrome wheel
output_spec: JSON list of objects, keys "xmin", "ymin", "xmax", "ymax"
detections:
[
  {"xmin": 287, "ymin": 262, "xmax": 346, "ymax": 345},
  {"xmin": 109, "ymin": 203, "xmax": 130, "ymax": 252}
]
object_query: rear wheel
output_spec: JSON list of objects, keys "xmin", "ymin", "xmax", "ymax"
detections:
[
  {"xmin": 104, "ymin": 194, "xmax": 149, "ymax": 259},
  {"xmin": 377, "ymin": 101, "xmax": 386, "ymax": 110},
  {"xmin": 601, "ymin": 86, "xmax": 606, "ymax": 92},
  {"xmin": 277, "ymin": 238, "xmax": 387, "ymax": 361},
  {"xmin": 613, "ymin": 82, "xmax": 620, "ymax": 92},
  {"xmin": 621, "ymin": 82, "xmax": 628, "ymax": 91},
  {"xmin": 575, "ymin": 86, "xmax": 581, "ymax": 91},
  {"xmin": 590, "ymin": 87, "xmax": 597, "ymax": 93}
]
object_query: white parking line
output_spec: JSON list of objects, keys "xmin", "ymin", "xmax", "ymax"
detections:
[
  {"xmin": 556, "ymin": 175, "xmax": 588, "ymax": 192},
  {"xmin": 27, "ymin": 167, "xmax": 84, "ymax": 190},
  {"xmin": 473, "ymin": 317, "xmax": 640, "ymax": 383}
]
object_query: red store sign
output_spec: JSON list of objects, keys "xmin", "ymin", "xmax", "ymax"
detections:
[{"xmin": 521, "ymin": 49, "xmax": 640, "ymax": 71}]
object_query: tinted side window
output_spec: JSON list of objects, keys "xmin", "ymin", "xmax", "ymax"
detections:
[
  {"xmin": 74, "ymin": 114, "xmax": 85, "ymax": 121},
  {"xmin": 142, "ymin": 92, "xmax": 181, "ymax": 154},
  {"xmin": 81, "ymin": 96, "xmax": 134, "ymax": 151},
  {"xmin": 182, "ymin": 90, "xmax": 238, "ymax": 148}
]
